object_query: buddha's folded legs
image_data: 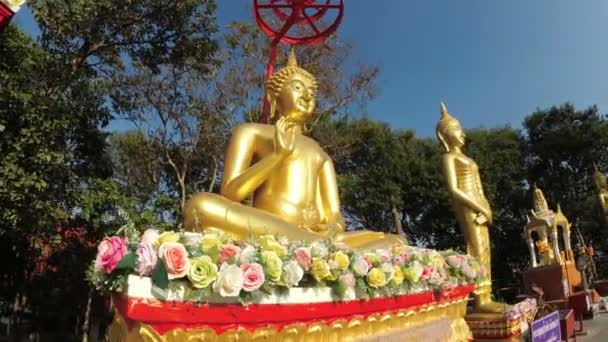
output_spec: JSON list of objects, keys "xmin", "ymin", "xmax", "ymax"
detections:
[
  {"xmin": 336, "ymin": 231, "xmax": 407, "ymax": 250},
  {"xmin": 184, "ymin": 192, "xmax": 323, "ymax": 241}
]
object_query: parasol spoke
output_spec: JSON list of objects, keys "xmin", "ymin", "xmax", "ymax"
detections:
[
  {"xmin": 258, "ymin": 5, "xmax": 295, "ymax": 9},
  {"xmin": 303, "ymin": 4, "xmax": 341, "ymax": 9},
  {"xmin": 303, "ymin": 12, "xmax": 321, "ymax": 35}
]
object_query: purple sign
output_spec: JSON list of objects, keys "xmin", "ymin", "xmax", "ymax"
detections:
[{"xmin": 531, "ymin": 310, "xmax": 561, "ymax": 342}]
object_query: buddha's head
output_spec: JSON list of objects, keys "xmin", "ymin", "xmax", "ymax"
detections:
[
  {"xmin": 266, "ymin": 49, "xmax": 318, "ymax": 123},
  {"xmin": 436, "ymin": 102, "xmax": 465, "ymax": 152}
]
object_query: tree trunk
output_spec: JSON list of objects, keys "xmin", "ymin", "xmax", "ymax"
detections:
[
  {"xmin": 392, "ymin": 206, "xmax": 407, "ymax": 239},
  {"xmin": 81, "ymin": 288, "xmax": 94, "ymax": 342},
  {"xmin": 208, "ymin": 158, "xmax": 219, "ymax": 192},
  {"xmin": 179, "ymin": 175, "xmax": 186, "ymax": 213}
]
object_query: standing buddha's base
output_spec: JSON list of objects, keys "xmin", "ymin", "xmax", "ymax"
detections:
[{"xmin": 465, "ymin": 299, "xmax": 537, "ymax": 341}]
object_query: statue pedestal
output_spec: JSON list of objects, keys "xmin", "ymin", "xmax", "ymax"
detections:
[
  {"xmin": 465, "ymin": 299, "xmax": 536, "ymax": 341},
  {"xmin": 107, "ymin": 276, "xmax": 475, "ymax": 341},
  {"xmin": 466, "ymin": 314, "xmax": 530, "ymax": 341},
  {"xmin": 523, "ymin": 262, "xmax": 582, "ymax": 300}
]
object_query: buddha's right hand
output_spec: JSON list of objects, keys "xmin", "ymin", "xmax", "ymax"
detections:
[{"xmin": 274, "ymin": 116, "xmax": 295, "ymax": 157}]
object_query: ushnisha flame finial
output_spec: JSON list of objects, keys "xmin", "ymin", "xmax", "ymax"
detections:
[
  {"xmin": 532, "ymin": 185, "xmax": 549, "ymax": 215},
  {"xmin": 437, "ymin": 102, "xmax": 461, "ymax": 132},
  {"xmin": 287, "ymin": 48, "xmax": 298, "ymax": 68}
]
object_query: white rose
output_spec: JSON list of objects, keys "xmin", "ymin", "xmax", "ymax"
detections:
[
  {"xmin": 278, "ymin": 236, "xmax": 290, "ymax": 246},
  {"xmin": 182, "ymin": 232, "xmax": 203, "ymax": 246},
  {"xmin": 282, "ymin": 261, "xmax": 304, "ymax": 287},
  {"xmin": 376, "ymin": 249, "xmax": 391, "ymax": 263},
  {"xmin": 381, "ymin": 262, "xmax": 394, "ymax": 282},
  {"xmin": 311, "ymin": 241, "xmax": 329, "ymax": 258},
  {"xmin": 213, "ymin": 263, "xmax": 244, "ymax": 297},
  {"xmin": 351, "ymin": 256, "xmax": 369, "ymax": 276},
  {"xmin": 239, "ymin": 245, "xmax": 256, "ymax": 264}
]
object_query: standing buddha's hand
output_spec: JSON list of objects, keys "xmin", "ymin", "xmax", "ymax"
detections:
[
  {"xmin": 475, "ymin": 213, "xmax": 488, "ymax": 225},
  {"xmin": 274, "ymin": 117, "xmax": 295, "ymax": 157},
  {"xmin": 475, "ymin": 209, "xmax": 492, "ymax": 225}
]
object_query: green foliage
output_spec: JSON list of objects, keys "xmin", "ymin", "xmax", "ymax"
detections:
[
  {"xmin": 523, "ymin": 103, "xmax": 608, "ymax": 251},
  {"xmin": 31, "ymin": 0, "xmax": 219, "ymax": 75},
  {"xmin": 115, "ymin": 253, "xmax": 137, "ymax": 271},
  {"xmin": 151, "ymin": 262, "xmax": 170, "ymax": 290},
  {"xmin": 0, "ymin": 26, "xmax": 111, "ymax": 237}
]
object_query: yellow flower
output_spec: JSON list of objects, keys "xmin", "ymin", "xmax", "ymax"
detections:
[
  {"xmin": 261, "ymin": 251, "xmax": 283, "ymax": 282},
  {"xmin": 403, "ymin": 263, "xmax": 422, "ymax": 284},
  {"xmin": 311, "ymin": 258, "xmax": 332, "ymax": 282},
  {"xmin": 201, "ymin": 233, "xmax": 221, "ymax": 251},
  {"xmin": 259, "ymin": 235, "xmax": 287, "ymax": 257},
  {"xmin": 392, "ymin": 245, "xmax": 407, "ymax": 255},
  {"xmin": 391, "ymin": 266, "xmax": 404, "ymax": 286},
  {"xmin": 187, "ymin": 256, "xmax": 218, "ymax": 289},
  {"xmin": 156, "ymin": 231, "xmax": 180, "ymax": 246},
  {"xmin": 367, "ymin": 267, "xmax": 387, "ymax": 288},
  {"xmin": 332, "ymin": 251, "xmax": 350, "ymax": 271}
]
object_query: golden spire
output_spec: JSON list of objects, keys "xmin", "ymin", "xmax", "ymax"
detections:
[
  {"xmin": 287, "ymin": 48, "xmax": 298, "ymax": 68},
  {"xmin": 437, "ymin": 102, "xmax": 461, "ymax": 130},
  {"xmin": 532, "ymin": 185, "xmax": 549, "ymax": 214},
  {"xmin": 440, "ymin": 102, "xmax": 449, "ymax": 117}
]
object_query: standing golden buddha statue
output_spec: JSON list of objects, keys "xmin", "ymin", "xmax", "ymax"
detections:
[
  {"xmin": 592, "ymin": 163, "xmax": 608, "ymax": 224},
  {"xmin": 183, "ymin": 50, "xmax": 405, "ymax": 250},
  {"xmin": 436, "ymin": 103, "xmax": 506, "ymax": 313}
]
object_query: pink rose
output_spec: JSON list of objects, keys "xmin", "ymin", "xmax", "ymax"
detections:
[
  {"xmin": 220, "ymin": 244, "xmax": 241, "ymax": 263},
  {"xmin": 140, "ymin": 229, "xmax": 160, "ymax": 246},
  {"xmin": 376, "ymin": 249, "xmax": 391, "ymax": 263},
  {"xmin": 392, "ymin": 252, "xmax": 412, "ymax": 265},
  {"xmin": 159, "ymin": 242, "xmax": 190, "ymax": 279},
  {"xmin": 363, "ymin": 256, "xmax": 374, "ymax": 269},
  {"xmin": 95, "ymin": 236, "xmax": 128, "ymax": 274},
  {"xmin": 293, "ymin": 247, "xmax": 312, "ymax": 270},
  {"xmin": 333, "ymin": 242, "xmax": 349, "ymax": 251},
  {"xmin": 445, "ymin": 255, "xmax": 465, "ymax": 267},
  {"xmin": 421, "ymin": 266, "xmax": 434, "ymax": 281},
  {"xmin": 241, "ymin": 263, "xmax": 265, "ymax": 292},
  {"xmin": 339, "ymin": 272, "xmax": 355, "ymax": 288},
  {"xmin": 136, "ymin": 242, "xmax": 157, "ymax": 276}
]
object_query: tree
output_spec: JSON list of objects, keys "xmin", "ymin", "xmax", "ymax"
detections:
[
  {"xmin": 221, "ymin": 21, "xmax": 380, "ymax": 124},
  {"xmin": 110, "ymin": 65, "xmax": 231, "ymax": 214},
  {"xmin": 0, "ymin": 25, "xmax": 113, "ymax": 339},
  {"xmin": 31, "ymin": 0, "xmax": 218, "ymax": 77},
  {"xmin": 314, "ymin": 119, "xmax": 410, "ymax": 233},
  {"xmin": 465, "ymin": 128, "xmax": 529, "ymax": 284}
]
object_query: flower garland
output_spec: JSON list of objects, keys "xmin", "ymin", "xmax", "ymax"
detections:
[{"xmin": 87, "ymin": 229, "xmax": 482, "ymax": 302}]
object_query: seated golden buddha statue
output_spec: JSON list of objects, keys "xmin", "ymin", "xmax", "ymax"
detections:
[{"xmin": 184, "ymin": 50, "xmax": 405, "ymax": 250}]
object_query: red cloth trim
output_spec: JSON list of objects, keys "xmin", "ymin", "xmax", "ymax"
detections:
[
  {"xmin": 115, "ymin": 284, "xmax": 474, "ymax": 335},
  {"xmin": 0, "ymin": 3, "xmax": 15, "ymax": 29}
]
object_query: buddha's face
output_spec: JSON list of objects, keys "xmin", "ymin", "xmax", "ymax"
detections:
[
  {"xmin": 276, "ymin": 73, "xmax": 316, "ymax": 122},
  {"xmin": 445, "ymin": 123, "xmax": 465, "ymax": 148}
]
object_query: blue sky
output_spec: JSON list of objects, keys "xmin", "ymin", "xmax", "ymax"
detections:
[{"xmin": 13, "ymin": 1, "xmax": 608, "ymax": 137}]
